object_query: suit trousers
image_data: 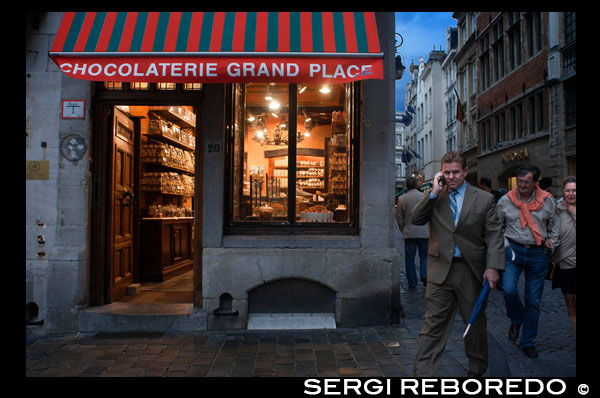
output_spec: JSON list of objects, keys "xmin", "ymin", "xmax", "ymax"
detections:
[{"xmin": 413, "ymin": 258, "xmax": 488, "ymax": 376}]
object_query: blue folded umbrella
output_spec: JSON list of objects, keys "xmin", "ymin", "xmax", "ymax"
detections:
[{"xmin": 463, "ymin": 280, "xmax": 490, "ymax": 338}]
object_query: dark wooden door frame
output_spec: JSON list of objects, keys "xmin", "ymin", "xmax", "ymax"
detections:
[{"xmin": 90, "ymin": 89, "xmax": 204, "ymax": 307}]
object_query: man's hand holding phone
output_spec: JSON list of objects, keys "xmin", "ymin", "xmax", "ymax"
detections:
[{"xmin": 432, "ymin": 171, "xmax": 445, "ymax": 196}]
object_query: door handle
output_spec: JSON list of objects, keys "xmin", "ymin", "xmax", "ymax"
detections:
[{"xmin": 122, "ymin": 190, "xmax": 134, "ymax": 207}]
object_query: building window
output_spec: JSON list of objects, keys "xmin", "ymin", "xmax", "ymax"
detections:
[
  {"xmin": 494, "ymin": 112, "xmax": 505, "ymax": 145},
  {"xmin": 526, "ymin": 12, "xmax": 543, "ymax": 58},
  {"xmin": 130, "ymin": 82, "xmax": 149, "ymax": 90},
  {"xmin": 225, "ymin": 82, "xmax": 358, "ymax": 230},
  {"xmin": 507, "ymin": 13, "xmax": 522, "ymax": 71},
  {"xmin": 508, "ymin": 106, "xmax": 516, "ymax": 141},
  {"xmin": 515, "ymin": 102, "xmax": 523, "ymax": 139},
  {"xmin": 184, "ymin": 83, "xmax": 203, "ymax": 91},
  {"xmin": 479, "ymin": 33, "xmax": 490, "ymax": 91},
  {"xmin": 479, "ymin": 119, "xmax": 490, "ymax": 151},
  {"xmin": 492, "ymin": 20, "xmax": 505, "ymax": 82},
  {"xmin": 565, "ymin": 12, "xmax": 576, "ymax": 44},
  {"xmin": 104, "ymin": 82, "xmax": 122, "ymax": 90},
  {"xmin": 526, "ymin": 91, "xmax": 545, "ymax": 134},
  {"xmin": 564, "ymin": 78, "xmax": 576, "ymax": 127},
  {"xmin": 157, "ymin": 82, "xmax": 176, "ymax": 90},
  {"xmin": 471, "ymin": 62, "xmax": 476, "ymax": 95}
]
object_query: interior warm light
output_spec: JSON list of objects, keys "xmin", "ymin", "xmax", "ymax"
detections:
[
  {"xmin": 269, "ymin": 100, "xmax": 280, "ymax": 110},
  {"xmin": 247, "ymin": 115, "xmax": 255, "ymax": 122},
  {"xmin": 319, "ymin": 86, "xmax": 330, "ymax": 94}
]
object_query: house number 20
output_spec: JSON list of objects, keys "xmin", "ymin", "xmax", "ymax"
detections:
[{"xmin": 207, "ymin": 143, "xmax": 221, "ymax": 153}]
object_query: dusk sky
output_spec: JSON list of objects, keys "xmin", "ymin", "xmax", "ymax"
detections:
[{"xmin": 394, "ymin": 12, "xmax": 457, "ymax": 112}]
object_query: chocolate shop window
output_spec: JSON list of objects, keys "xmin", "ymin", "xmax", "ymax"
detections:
[{"xmin": 227, "ymin": 82, "xmax": 356, "ymax": 226}]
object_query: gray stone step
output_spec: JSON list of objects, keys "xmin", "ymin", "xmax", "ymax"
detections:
[
  {"xmin": 247, "ymin": 313, "xmax": 336, "ymax": 330},
  {"xmin": 77, "ymin": 303, "xmax": 207, "ymax": 332}
]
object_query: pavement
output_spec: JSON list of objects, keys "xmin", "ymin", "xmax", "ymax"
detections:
[{"xmin": 25, "ymin": 227, "xmax": 576, "ymax": 378}]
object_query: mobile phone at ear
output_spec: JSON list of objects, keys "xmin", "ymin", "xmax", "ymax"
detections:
[{"xmin": 437, "ymin": 175, "xmax": 446, "ymax": 186}]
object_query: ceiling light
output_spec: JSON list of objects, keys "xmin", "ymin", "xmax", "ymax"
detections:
[
  {"xmin": 269, "ymin": 100, "xmax": 280, "ymax": 110},
  {"xmin": 319, "ymin": 85, "xmax": 330, "ymax": 94}
]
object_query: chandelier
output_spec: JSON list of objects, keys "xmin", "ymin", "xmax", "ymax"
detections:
[{"xmin": 250, "ymin": 114, "xmax": 311, "ymax": 146}]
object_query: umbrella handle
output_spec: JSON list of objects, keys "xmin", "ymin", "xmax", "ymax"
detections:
[{"xmin": 463, "ymin": 323, "xmax": 471, "ymax": 338}]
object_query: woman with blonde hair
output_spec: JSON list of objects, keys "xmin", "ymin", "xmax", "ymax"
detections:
[{"xmin": 553, "ymin": 176, "xmax": 576, "ymax": 333}]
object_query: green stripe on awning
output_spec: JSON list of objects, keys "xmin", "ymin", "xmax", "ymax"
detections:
[
  {"xmin": 353, "ymin": 12, "xmax": 369, "ymax": 53},
  {"xmin": 198, "ymin": 11, "xmax": 214, "ymax": 51},
  {"xmin": 244, "ymin": 12, "xmax": 257, "ymax": 52},
  {"xmin": 106, "ymin": 12, "xmax": 127, "ymax": 52},
  {"xmin": 311, "ymin": 12, "xmax": 324, "ymax": 52},
  {"xmin": 220, "ymin": 12, "xmax": 236, "ymax": 51},
  {"xmin": 152, "ymin": 12, "xmax": 171, "ymax": 52},
  {"xmin": 84, "ymin": 12, "xmax": 106, "ymax": 52},
  {"xmin": 332, "ymin": 12, "xmax": 346, "ymax": 53},
  {"xmin": 175, "ymin": 12, "xmax": 193, "ymax": 51},
  {"xmin": 129, "ymin": 12, "xmax": 148, "ymax": 52},
  {"xmin": 62, "ymin": 12, "xmax": 86, "ymax": 52},
  {"xmin": 266, "ymin": 12, "xmax": 278, "ymax": 52},
  {"xmin": 290, "ymin": 12, "xmax": 301, "ymax": 52}
]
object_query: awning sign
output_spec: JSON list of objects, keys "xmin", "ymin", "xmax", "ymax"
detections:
[{"xmin": 52, "ymin": 56, "xmax": 382, "ymax": 83}]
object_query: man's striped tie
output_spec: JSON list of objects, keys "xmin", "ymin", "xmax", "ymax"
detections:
[{"xmin": 449, "ymin": 190, "xmax": 459, "ymax": 226}]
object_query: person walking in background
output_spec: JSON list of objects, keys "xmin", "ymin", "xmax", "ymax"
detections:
[
  {"xmin": 396, "ymin": 177, "xmax": 429, "ymax": 288},
  {"xmin": 496, "ymin": 165, "xmax": 560, "ymax": 359},
  {"xmin": 478, "ymin": 177, "xmax": 504, "ymax": 204},
  {"xmin": 552, "ymin": 176, "xmax": 576, "ymax": 333},
  {"xmin": 411, "ymin": 151, "xmax": 504, "ymax": 377},
  {"xmin": 538, "ymin": 177, "xmax": 553, "ymax": 193}
]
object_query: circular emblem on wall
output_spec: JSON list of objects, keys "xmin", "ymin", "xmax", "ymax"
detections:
[{"xmin": 60, "ymin": 134, "xmax": 87, "ymax": 161}]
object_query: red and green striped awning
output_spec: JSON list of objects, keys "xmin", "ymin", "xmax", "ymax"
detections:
[{"xmin": 50, "ymin": 12, "xmax": 384, "ymax": 83}]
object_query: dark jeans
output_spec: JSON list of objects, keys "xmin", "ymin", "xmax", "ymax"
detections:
[
  {"xmin": 502, "ymin": 244, "xmax": 549, "ymax": 347},
  {"xmin": 405, "ymin": 238, "xmax": 428, "ymax": 287}
]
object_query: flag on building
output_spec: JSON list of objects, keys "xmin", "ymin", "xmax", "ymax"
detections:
[
  {"xmin": 401, "ymin": 111, "xmax": 413, "ymax": 126},
  {"xmin": 454, "ymin": 87, "xmax": 465, "ymax": 123},
  {"xmin": 409, "ymin": 148, "xmax": 422, "ymax": 160},
  {"xmin": 407, "ymin": 105, "xmax": 416, "ymax": 114}
]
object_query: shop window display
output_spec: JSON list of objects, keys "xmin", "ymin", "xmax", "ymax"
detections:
[{"xmin": 229, "ymin": 82, "xmax": 355, "ymax": 226}]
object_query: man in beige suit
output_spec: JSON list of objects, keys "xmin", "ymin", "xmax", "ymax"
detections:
[
  {"xmin": 396, "ymin": 177, "xmax": 430, "ymax": 288},
  {"xmin": 411, "ymin": 151, "xmax": 505, "ymax": 377}
]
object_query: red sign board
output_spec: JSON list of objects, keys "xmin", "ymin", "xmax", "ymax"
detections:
[{"xmin": 51, "ymin": 56, "xmax": 383, "ymax": 83}]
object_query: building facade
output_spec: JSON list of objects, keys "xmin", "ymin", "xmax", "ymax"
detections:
[
  {"xmin": 442, "ymin": 27, "xmax": 459, "ymax": 153},
  {"xmin": 26, "ymin": 12, "xmax": 401, "ymax": 335},
  {"xmin": 394, "ymin": 111, "xmax": 406, "ymax": 193},
  {"xmin": 453, "ymin": 12, "xmax": 479, "ymax": 185},
  {"xmin": 474, "ymin": 12, "xmax": 575, "ymax": 195},
  {"xmin": 402, "ymin": 48, "xmax": 447, "ymax": 187}
]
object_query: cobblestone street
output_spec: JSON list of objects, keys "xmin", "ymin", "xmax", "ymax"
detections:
[{"xmin": 25, "ymin": 227, "xmax": 576, "ymax": 378}]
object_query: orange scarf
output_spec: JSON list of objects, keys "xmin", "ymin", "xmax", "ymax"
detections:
[{"xmin": 506, "ymin": 186, "xmax": 553, "ymax": 245}]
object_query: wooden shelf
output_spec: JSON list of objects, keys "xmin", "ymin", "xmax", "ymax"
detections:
[
  {"xmin": 142, "ymin": 161, "xmax": 194, "ymax": 175},
  {"xmin": 145, "ymin": 132, "xmax": 195, "ymax": 151},
  {"xmin": 149, "ymin": 107, "xmax": 196, "ymax": 129}
]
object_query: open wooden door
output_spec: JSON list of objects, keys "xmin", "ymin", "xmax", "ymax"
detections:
[{"xmin": 109, "ymin": 107, "xmax": 135, "ymax": 302}]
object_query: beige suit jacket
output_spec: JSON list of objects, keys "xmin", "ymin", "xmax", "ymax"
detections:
[
  {"xmin": 396, "ymin": 189, "xmax": 429, "ymax": 239},
  {"xmin": 410, "ymin": 183, "xmax": 505, "ymax": 284}
]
